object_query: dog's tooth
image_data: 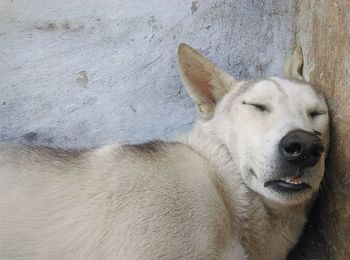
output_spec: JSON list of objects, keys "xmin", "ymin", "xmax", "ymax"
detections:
[
  {"xmin": 290, "ymin": 177, "xmax": 302, "ymax": 184},
  {"xmin": 283, "ymin": 176, "xmax": 303, "ymax": 185}
]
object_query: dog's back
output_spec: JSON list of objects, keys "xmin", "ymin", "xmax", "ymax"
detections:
[{"xmin": 0, "ymin": 142, "xmax": 242, "ymax": 259}]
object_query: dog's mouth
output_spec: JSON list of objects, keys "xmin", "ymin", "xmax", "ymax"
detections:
[{"xmin": 264, "ymin": 176, "xmax": 311, "ymax": 192}]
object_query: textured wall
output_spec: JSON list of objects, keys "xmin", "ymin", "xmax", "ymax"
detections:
[
  {"xmin": 290, "ymin": 0, "xmax": 350, "ymax": 259},
  {"xmin": 0, "ymin": 0, "xmax": 295, "ymax": 148}
]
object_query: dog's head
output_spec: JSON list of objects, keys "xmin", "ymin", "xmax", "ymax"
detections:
[{"xmin": 178, "ymin": 44, "xmax": 330, "ymax": 205}]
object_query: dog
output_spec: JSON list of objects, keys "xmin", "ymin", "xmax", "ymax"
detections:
[{"xmin": 0, "ymin": 44, "xmax": 329, "ymax": 259}]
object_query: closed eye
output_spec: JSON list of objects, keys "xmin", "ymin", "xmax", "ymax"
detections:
[
  {"xmin": 242, "ymin": 101, "xmax": 270, "ymax": 112},
  {"xmin": 308, "ymin": 110, "xmax": 326, "ymax": 118}
]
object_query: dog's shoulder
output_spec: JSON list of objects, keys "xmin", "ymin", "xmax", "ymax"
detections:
[
  {"xmin": 102, "ymin": 140, "xmax": 202, "ymax": 166},
  {"xmin": 120, "ymin": 140, "xmax": 184, "ymax": 157}
]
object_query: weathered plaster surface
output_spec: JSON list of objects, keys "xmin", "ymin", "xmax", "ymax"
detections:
[
  {"xmin": 0, "ymin": 0, "xmax": 295, "ymax": 148},
  {"xmin": 290, "ymin": 0, "xmax": 350, "ymax": 259}
]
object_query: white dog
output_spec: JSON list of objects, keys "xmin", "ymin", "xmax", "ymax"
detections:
[{"xmin": 0, "ymin": 44, "xmax": 329, "ymax": 259}]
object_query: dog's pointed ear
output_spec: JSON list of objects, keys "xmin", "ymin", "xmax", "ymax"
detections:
[
  {"xmin": 283, "ymin": 46, "xmax": 304, "ymax": 81},
  {"xmin": 178, "ymin": 43, "xmax": 236, "ymax": 120}
]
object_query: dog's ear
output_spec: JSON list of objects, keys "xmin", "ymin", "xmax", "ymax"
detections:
[
  {"xmin": 283, "ymin": 46, "xmax": 304, "ymax": 81},
  {"xmin": 178, "ymin": 43, "xmax": 236, "ymax": 120}
]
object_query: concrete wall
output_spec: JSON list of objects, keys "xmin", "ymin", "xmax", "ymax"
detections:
[
  {"xmin": 290, "ymin": 1, "xmax": 350, "ymax": 259},
  {"xmin": 0, "ymin": 0, "xmax": 295, "ymax": 147}
]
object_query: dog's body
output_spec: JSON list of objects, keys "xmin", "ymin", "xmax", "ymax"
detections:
[{"xmin": 0, "ymin": 44, "xmax": 329, "ymax": 259}]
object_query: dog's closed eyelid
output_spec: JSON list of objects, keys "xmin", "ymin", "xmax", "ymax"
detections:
[
  {"xmin": 308, "ymin": 110, "xmax": 326, "ymax": 118},
  {"xmin": 242, "ymin": 101, "xmax": 270, "ymax": 112}
]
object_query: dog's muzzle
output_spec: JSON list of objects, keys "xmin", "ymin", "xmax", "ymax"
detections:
[
  {"xmin": 279, "ymin": 129, "xmax": 324, "ymax": 168},
  {"xmin": 264, "ymin": 129, "xmax": 324, "ymax": 193}
]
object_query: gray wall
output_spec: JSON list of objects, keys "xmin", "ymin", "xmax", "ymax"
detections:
[{"xmin": 0, "ymin": 0, "xmax": 295, "ymax": 148}]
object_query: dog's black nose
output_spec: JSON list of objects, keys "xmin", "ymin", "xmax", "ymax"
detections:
[{"xmin": 280, "ymin": 129, "xmax": 324, "ymax": 167}]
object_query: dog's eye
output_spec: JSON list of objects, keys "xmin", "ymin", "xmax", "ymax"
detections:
[
  {"xmin": 308, "ymin": 110, "xmax": 326, "ymax": 118},
  {"xmin": 242, "ymin": 101, "xmax": 269, "ymax": 112},
  {"xmin": 252, "ymin": 104, "xmax": 268, "ymax": 112}
]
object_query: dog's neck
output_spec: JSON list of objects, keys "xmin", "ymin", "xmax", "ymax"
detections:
[
  {"xmin": 176, "ymin": 120, "xmax": 236, "ymax": 175},
  {"xmin": 176, "ymin": 120, "xmax": 311, "ymax": 258}
]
